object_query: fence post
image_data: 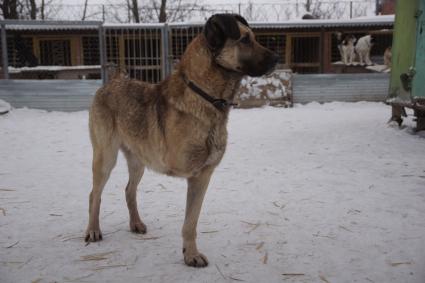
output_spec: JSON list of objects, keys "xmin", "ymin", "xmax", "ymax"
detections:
[
  {"xmin": 98, "ymin": 24, "xmax": 107, "ymax": 84},
  {"xmin": 102, "ymin": 5, "xmax": 106, "ymax": 22},
  {"xmin": 1, "ymin": 23, "xmax": 9, "ymax": 80},
  {"xmin": 161, "ymin": 23, "xmax": 170, "ymax": 80}
]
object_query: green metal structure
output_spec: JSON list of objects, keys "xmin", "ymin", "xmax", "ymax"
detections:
[{"xmin": 389, "ymin": 0, "xmax": 425, "ymax": 130}]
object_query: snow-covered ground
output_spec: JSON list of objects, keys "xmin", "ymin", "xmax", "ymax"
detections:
[{"xmin": 1, "ymin": 102, "xmax": 424, "ymax": 283}]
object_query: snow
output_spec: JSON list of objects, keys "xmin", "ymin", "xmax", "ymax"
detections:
[
  {"xmin": 6, "ymin": 24, "xmax": 100, "ymax": 31},
  {"xmin": 8, "ymin": 65, "xmax": 101, "ymax": 74},
  {"xmin": 366, "ymin": 65, "xmax": 391, "ymax": 73},
  {"xmin": 238, "ymin": 70, "xmax": 291, "ymax": 104},
  {"xmin": 0, "ymin": 99, "xmax": 11, "ymax": 114},
  {"xmin": 1, "ymin": 102, "xmax": 424, "ymax": 283},
  {"xmin": 248, "ymin": 14, "xmax": 394, "ymax": 28},
  {"xmin": 332, "ymin": 62, "xmax": 391, "ymax": 73}
]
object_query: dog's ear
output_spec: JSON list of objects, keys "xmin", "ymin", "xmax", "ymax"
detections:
[
  {"xmin": 233, "ymin": 15, "xmax": 249, "ymax": 27},
  {"xmin": 204, "ymin": 14, "xmax": 248, "ymax": 52}
]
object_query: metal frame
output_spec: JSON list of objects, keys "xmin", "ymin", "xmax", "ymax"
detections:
[
  {"xmin": 1, "ymin": 23, "xmax": 9, "ymax": 79},
  {"xmin": 98, "ymin": 25, "xmax": 107, "ymax": 83}
]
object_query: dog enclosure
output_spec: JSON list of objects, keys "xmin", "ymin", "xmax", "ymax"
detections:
[
  {"xmin": 1, "ymin": 16, "xmax": 394, "ymax": 83},
  {"xmin": 0, "ymin": 17, "xmax": 393, "ymax": 111}
]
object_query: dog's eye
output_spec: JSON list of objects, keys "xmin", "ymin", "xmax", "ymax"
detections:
[{"xmin": 240, "ymin": 35, "xmax": 251, "ymax": 45}]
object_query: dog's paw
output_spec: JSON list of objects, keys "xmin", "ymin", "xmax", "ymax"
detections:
[
  {"xmin": 130, "ymin": 221, "xmax": 147, "ymax": 234},
  {"xmin": 183, "ymin": 250, "xmax": 209, "ymax": 268},
  {"xmin": 85, "ymin": 229, "xmax": 103, "ymax": 242}
]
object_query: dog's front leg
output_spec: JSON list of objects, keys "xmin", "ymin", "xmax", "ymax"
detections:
[{"xmin": 182, "ymin": 166, "xmax": 214, "ymax": 267}]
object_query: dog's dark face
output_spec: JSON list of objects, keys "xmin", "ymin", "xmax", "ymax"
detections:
[
  {"xmin": 342, "ymin": 34, "xmax": 356, "ymax": 46},
  {"xmin": 203, "ymin": 14, "xmax": 279, "ymax": 77},
  {"xmin": 335, "ymin": 32, "xmax": 356, "ymax": 46}
]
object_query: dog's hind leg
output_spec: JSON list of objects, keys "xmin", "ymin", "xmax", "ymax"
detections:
[
  {"xmin": 85, "ymin": 128, "xmax": 119, "ymax": 242},
  {"xmin": 122, "ymin": 148, "xmax": 147, "ymax": 234},
  {"xmin": 343, "ymin": 50, "xmax": 348, "ymax": 65},
  {"xmin": 365, "ymin": 51, "xmax": 372, "ymax": 65},
  {"xmin": 358, "ymin": 51, "xmax": 364, "ymax": 65},
  {"xmin": 349, "ymin": 48, "xmax": 355, "ymax": 65},
  {"xmin": 182, "ymin": 166, "xmax": 215, "ymax": 268}
]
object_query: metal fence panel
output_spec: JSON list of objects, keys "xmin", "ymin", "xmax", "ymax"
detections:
[
  {"xmin": 103, "ymin": 24, "xmax": 164, "ymax": 83},
  {"xmin": 0, "ymin": 80, "xmax": 101, "ymax": 111},
  {"xmin": 293, "ymin": 73, "xmax": 390, "ymax": 103}
]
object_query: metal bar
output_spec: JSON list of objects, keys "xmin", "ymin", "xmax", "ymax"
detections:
[
  {"xmin": 143, "ymin": 28, "xmax": 147, "ymax": 81},
  {"xmin": 1, "ymin": 24, "xmax": 9, "ymax": 80},
  {"xmin": 161, "ymin": 24, "xmax": 170, "ymax": 79},
  {"xmin": 148, "ymin": 28, "xmax": 153, "ymax": 83},
  {"xmin": 139, "ymin": 27, "xmax": 142, "ymax": 80},
  {"xmin": 132, "ymin": 28, "xmax": 136, "ymax": 79},
  {"xmin": 125, "ymin": 28, "xmax": 129, "ymax": 77},
  {"xmin": 319, "ymin": 28, "xmax": 324, "ymax": 73},
  {"xmin": 98, "ymin": 24, "xmax": 107, "ymax": 84}
]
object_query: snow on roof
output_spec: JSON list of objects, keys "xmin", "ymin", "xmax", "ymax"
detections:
[
  {"xmin": 8, "ymin": 65, "xmax": 101, "ymax": 73},
  {"xmin": 250, "ymin": 14, "xmax": 395, "ymax": 29},
  {"xmin": 169, "ymin": 15, "xmax": 395, "ymax": 29},
  {"xmin": 4, "ymin": 20, "xmax": 101, "ymax": 31},
  {"xmin": 2, "ymin": 15, "xmax": 394, "ymax": 31},
  {"xmin": 103, "ymin": 23, "xmax": 165, "ymax": 29}
]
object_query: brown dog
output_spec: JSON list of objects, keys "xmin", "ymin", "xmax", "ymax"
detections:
[{"xmin": 85, "ymin": 14, "xmax": 278, "ymax": 267}]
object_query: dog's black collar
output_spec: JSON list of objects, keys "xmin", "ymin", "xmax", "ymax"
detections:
[{"xmin": 181, "ymin": 74, "xmax": 237, "ymax": 112}]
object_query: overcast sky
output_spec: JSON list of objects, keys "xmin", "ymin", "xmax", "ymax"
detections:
[
  {"xmin": 57, "ymin": 0, "xmax": 281, "ymax": 5},
  {"xmin": 35, "ymin": 0, "xmax": 377, "ymax": 22}
]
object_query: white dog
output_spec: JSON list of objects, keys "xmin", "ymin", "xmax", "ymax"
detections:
[{"xmin": 355, "ymin": 35, "xmax": 374, "ymax": 65}]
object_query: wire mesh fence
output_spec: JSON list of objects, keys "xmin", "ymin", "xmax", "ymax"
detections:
[{"xmin": 103, "ymin": 25, "xmax": 164, "ymax": 82}]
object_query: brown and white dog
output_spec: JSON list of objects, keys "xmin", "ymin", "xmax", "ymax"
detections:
[
  {"xmin": 337, "ymin": 33, "xmax": 357, "ymax": 65},
  {"xmin": 84, "ymin": 14, "xmax": 278, "ymax": 267}
]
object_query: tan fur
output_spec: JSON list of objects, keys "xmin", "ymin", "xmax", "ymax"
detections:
[
  {"xmin": 384, "ymin": 47, "xmax": 392, "ymax": 67},
  {"xmin": 85, "ymin": 16, "xmax": 276, "ymax": 268}
]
